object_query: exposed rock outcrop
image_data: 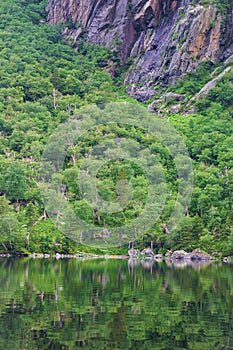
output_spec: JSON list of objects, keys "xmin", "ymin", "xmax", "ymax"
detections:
[
  {"xmin": 148, "ymin": 92, "xmax": 186, "ymax": 113},
  {"xmin": 171, "ymin": 248, "xmax": 212, "ymax": 261},
  {"xmin": 183, "ymin": 65, "xmax": 233, "ymax": 113},
  {"xmin": 47, "ymin": 0, "xmax": 233, "ymax": 101}
]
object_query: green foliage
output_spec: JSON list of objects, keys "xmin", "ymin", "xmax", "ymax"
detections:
[
  {"xmin": 0, "ymin": 160, "xmax": 28, "ymax": 202},
  {"xmin": 170, "ymin": 62, "xmax": 214, "ymax": 97},
  {"xmin": 0, "ymin": 195, "xmax": 21, "ymax": 251},
  {"xmin": 0, "ymin": 0, "xmax": 131, "ymax": 254},
  {"xmin": 0, "ymin": 0, "xmax": 233, "ymax": 255}
]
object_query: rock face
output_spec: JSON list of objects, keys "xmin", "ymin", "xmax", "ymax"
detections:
[{"xmin": 46, "ymin": 0, "xmax": 233, "ymax": 101}]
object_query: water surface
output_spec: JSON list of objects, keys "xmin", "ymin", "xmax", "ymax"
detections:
[{"xmin": 0, "ymin": 258, "xmax": 232, "ymax": 349}]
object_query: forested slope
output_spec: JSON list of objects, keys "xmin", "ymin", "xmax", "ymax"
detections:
[
  {"xmin": 0, "ymin": 0, "xmax": 233, "ymax": 256},
  {"xmin": 0, "ymin": 0, "xmax": 130, "ymax": 254}
]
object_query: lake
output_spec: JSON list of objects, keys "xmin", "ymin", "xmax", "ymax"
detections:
[{"xmin": 0, "ymin": 258, "xmax": 232, "ymax": 349}]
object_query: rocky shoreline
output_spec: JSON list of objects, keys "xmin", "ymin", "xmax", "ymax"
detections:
[
  {"xmin": 0, "ymin": 248, "xmax": 232, "ymax": 262},
  {"xmin": 128, "ymin": 248, "xmax": 213, "ymax": 260},
  {"xmin": 126, "ymin": 248, "xmax": 233, "ymax": 262}
]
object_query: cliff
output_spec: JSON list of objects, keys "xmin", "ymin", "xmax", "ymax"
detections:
[{"xmin": 46, "ymin": 0, "xmax": 233, "ymax": 101}]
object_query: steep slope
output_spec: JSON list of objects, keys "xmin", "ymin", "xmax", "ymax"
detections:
[
  {"xmin": 46, "ymin": 0, "xmax": 233, "ymax": 101},
  {"xmin": 1, "ymin": 0, "xmax": 233, "ymax": 256}
]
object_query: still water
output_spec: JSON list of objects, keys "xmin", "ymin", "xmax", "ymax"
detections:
[{"xmin": 0, "ymin": 258, "xmax": 232, "ymax": 350}]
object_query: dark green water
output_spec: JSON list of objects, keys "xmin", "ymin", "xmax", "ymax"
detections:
[{"xmin": 0, "ymin": 258, "xmax": 232, "ymax": 350}]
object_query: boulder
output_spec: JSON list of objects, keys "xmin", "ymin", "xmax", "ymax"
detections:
[
  {"xmin": 171, "ymin": 250, "xmax": 188, "ymax": 260},
  {"xmin": 222, "ymin": 256, "xmax": 233, "ymax": 262},
  {"xmin": 165, "ymin": 250, "xmax": 173, "ymax": 258},
  {"xmin": 128, "ymin": 249, "xmax": 141, "ymax": 257},
  {"xmin": 190, "ymin": 249, "xmax": 212, "ymax": 261},
  {"xmin": 169, "ymin": 104, "xmax": 181, "ymax": 114},
  {"xmin": 141, "ymin": 248, "xmax": 154, "ymax": 257}
]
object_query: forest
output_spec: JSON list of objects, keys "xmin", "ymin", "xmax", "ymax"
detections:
[{"xmin": 0, "ymin": 0, "xmax": 233, "ymax": 256}]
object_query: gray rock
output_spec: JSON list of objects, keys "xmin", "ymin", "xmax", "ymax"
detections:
[
  {"xmin": 169, "ymin": 104, "xmax": 181, "ymax": 114},
  {"xmin": 171, "ymin": 250, "xmax": 188, "ymax": 260},
  {"xmin": 165, "ymin": 250, "xmax": 173, "ymax": 258},
  {"xmin": 164, "ymin": 92, "xmax": 186, "ymax": 103},
  {"xmin": 184, "ymin": 66, "xmax": 233, "ymax": 111},
  {"xmin": 47, "ymin": 0, "xmax": 233, "ymax": 101},
  {"xmin": 190, "ymin": 248, "xmax": 212, "ymax": 261},
  {"xmin": 128, "ymin": 249, "xmax": 141, "ymax": 257},
  {"xmin": 141, "ymin": 248, "xmax": 154, "ymax": 257},
  {"xmin": 171, "ymin": 248, "xmax": 212, "ymax": 261},
  {"xmin": 126, "ymin": 85, "xmax": 156, "ymax": 102}
]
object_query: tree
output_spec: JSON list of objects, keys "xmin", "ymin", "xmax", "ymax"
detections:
[
  {"xmin": 0, "ymin": 161, "xmax": 28, "ymax": 207},
  {"xmin": 0, "ymin": 195, "xmax": 20, "ymax": 251}
]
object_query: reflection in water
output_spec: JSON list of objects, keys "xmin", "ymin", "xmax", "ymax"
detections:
[
  {"xmin": 0, "ymin": 258, "xmax": 232, "ymax": 349},
  {"xmin": 128, "ymin": 257, "xmax": 214, "ymax": 271},
  {"xmin": 165, "ymin": 259, "xmax": 213, "ymax": 269}
]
